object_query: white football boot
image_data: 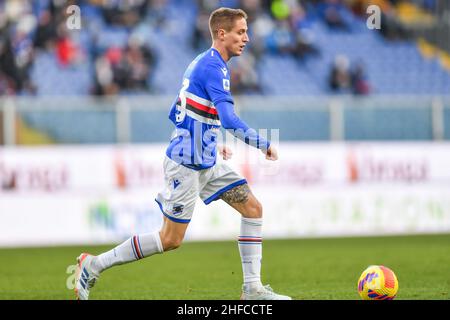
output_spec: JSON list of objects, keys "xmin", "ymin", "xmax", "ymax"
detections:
[
  {"xmin": 240, "ymin": 284, "xmax": 292, "ymax": 300},
  {"xmin": 74, "ymin": 253, "xmax": 99, "ymax": 300}
]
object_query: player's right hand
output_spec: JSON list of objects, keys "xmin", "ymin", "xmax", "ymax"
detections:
[{"xmin": 264, "ymin": 145, "xmax": 278, "ymax": 161}]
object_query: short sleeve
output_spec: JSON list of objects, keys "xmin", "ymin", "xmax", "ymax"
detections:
[{"xmin": 204, "ymin": 63, "xmax": 234, "ymax": 106}]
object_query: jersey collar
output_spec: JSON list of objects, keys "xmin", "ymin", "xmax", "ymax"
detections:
[{"xmin": 211, "ymin": 47, "xmax": 227, "ymax": 66}]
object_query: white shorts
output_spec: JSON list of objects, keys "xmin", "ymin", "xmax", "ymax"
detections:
[{"xmin": 155, "ymin": 156, "xmax": 247, "ymax": 223}]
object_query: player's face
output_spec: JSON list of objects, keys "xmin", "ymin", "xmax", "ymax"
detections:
[{"xmin": 224, "ymin": 17, "xmax": 249, "ymax": 57}]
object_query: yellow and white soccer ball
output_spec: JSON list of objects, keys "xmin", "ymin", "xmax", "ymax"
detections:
[{"xmin": 357, "ymin": 265, "xmax": 399, "ymax": 300}]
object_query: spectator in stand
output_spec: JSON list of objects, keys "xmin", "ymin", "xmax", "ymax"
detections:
[
  {"xmin": 265, "ymin": 0, "xmax": 320, "ymax": 62},
  {"xmin": 33, "ymin": 9, "xmax": 58, "ymax": 50},
  {"xmin": 4, "ymin": 10, "xmax": 36, "ymax": 94},
  {"xmin": 146, "ymin": 0, "xmax": 170, "ymax": 28},
  {"xmin": 101, "ymin": 0, "xmax": 148, "ymax": 27},
  {"xmin": 93, "ymin": 35, "xmax": 157, "ymax": 95},
  {"xmin": 55, "ymin": 23, "xmax": 80, "ymax": 67},
  {"xmin": 378, "ymin": 1, "xmax": 408, "ymax": 40},
  {"xmin": 192, "ymin": 0, "xmax": 220, "ymax": 51},
  {"xmin": 93, "ymin": 52, "xmax": 119, "ymax": 95},
  {"xmin": 117, "ymin": 36, "xmax": 156, "ymax": 92},
  {"xmin": 191, "ymin": 9, "xmax": 211, "ymax": 50},
  {"xmin": 241, "ymin": 0, "xmax": 265, "ymax": 24},
  {"xmin": 328, "ymin": 54, "xmax": 351, "ymax": 92},
  {"xmin": 230, "ymin": 51, "xmax": 263, "ymax": 94},
  {"xmin": 351, "ymin": 60, "xmax": 370, "ymax": 95},
  {"xmin": 288, "ymin": 1, "xmax": 320, "ymax": 62},
  {"xmin": 266, "ymin": 19, "xmax": 293, "ymax": 54},
  {"xmin": 0, "ymin": 35, "xmax": 19, "ymax": 94},
  {"xmin": 317, "ymin": 0, "xmax": 350, "ymax": 30},
  {"xmin": 249, "ymin": 12, "xmax": 274, "ymax": 62},
  {"xmin": 0, "ymin": 70, "xmax": 16, "ymax": 95}
]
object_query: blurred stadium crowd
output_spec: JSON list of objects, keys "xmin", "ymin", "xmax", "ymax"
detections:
[{"xmin": 0, "ymin": 0, "xmax": 448, "ymax": 96}]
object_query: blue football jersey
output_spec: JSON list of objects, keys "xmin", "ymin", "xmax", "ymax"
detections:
[{"xmin": 166, "ymin": 48, "xmax": 233, "ymax": 170}]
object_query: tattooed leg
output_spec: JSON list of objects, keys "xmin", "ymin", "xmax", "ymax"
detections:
[
  {"xmin": 220, "ymin": 183, "xmax": 250, "ymax": 204},
  {"xmin": 220, "ymin": 183, "xmax": 262, "ymax": 218}
]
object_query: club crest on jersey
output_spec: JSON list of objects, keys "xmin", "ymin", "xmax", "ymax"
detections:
[{"xmin": 223, "ymin": 79, "xmax": 230, "ymax": 91}]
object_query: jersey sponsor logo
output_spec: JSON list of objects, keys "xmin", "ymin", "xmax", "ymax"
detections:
[
  {"xmin": 221, "ymin": 67, "xmax": 228, "ymax": 77},
  {"xmin": 223, "ymin": 79, "xmax": 230, "ymax": 91}
]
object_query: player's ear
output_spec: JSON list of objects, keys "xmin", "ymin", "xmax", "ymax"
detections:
[{"xmin": 217, "ymin": 28, "xmax": 226, "ymax": 40}]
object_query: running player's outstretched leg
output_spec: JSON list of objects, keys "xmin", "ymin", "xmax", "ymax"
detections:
[
  {"xmin": 220, "ymin": 183, "xmax": 291, "ymax": 300},
  {"xmin": 74, "ymin": 217, "xmax": 188, "ymax": 300}
]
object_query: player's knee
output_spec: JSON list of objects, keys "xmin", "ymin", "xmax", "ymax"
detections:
[
  {"xmin": 245, "ymin": 199, "xmax": 263, "ymax": 218},
  {"xmin": 161, "ymin": 236, "xmax": 183, "ymax": 251},
  {"xmin": 253, "ymin": 200, "xmax": 263, "ymax": 218}
]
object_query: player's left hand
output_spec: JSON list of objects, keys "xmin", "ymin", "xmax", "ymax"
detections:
[
  {"xmin": 218, "ymin": 145, "xmax": 233, "ymax": 160},
  {"xmin": 264, "ymin": 145, "xmax": 278, "ymax": 161}
]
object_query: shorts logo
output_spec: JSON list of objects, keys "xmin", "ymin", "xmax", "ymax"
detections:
[
  {"xmin": 173, "ymin": 179, "xmax": 181, "ymax": 189},
  {"xmin": 172, "ymin": 204, "xmax": 184, "ymax": 215}
]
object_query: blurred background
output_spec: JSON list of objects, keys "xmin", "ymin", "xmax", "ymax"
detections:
[{"xmin": 0, "ymin": 0, "xmax": 449, "ymax": 247}]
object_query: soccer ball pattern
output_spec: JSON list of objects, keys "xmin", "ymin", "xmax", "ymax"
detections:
[{"xmin": 358, "ymin": 265, "xmax": 398, "ymax": 300}]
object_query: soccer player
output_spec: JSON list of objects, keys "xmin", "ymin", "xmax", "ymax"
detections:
[{"xmin": 75, "ymin": 7, "xmax": 291, "ymax": 301}]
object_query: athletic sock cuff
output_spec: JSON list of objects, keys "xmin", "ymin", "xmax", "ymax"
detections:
[
  {"xmin": 241, "ymin": 217, "xmax": 263, "ymax": 226},
  {"xmin": 154, "ymin": 232, "xmax": 164, "ymax": 254}
]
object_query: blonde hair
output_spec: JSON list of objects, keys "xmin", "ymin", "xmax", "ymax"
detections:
[{"xmin": 209, "ymin": 7, "xmax": 248, "ymax": 40}]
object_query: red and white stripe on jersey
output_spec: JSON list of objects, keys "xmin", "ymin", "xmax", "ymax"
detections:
[
  {"xmin": 185, "ymin": 91, "xmax": 216, "ymax": 113},
  {"xmin": 178, "ymin": 91, "xmax": 221, "ymax": 126}
]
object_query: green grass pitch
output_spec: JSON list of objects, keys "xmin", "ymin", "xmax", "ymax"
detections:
[{"xmin": 0, "ymin": 234, "xmax": 449, "ymax": 300}]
